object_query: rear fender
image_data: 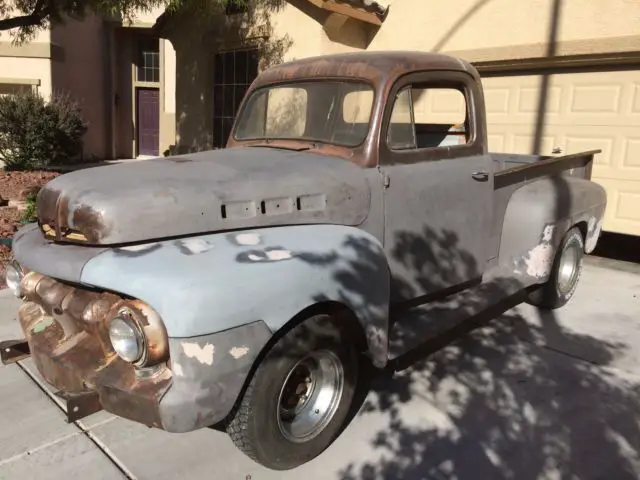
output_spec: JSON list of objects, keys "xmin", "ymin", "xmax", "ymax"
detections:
[
  {"xmin": 497, "ymin": 176, "xmax": 606, "ymax": 283},
  {"xmin": 80, "ymin": 224, "xmax": 391, "ymax": 368}
]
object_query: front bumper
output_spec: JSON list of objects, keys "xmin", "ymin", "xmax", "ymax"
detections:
[{"xmin": 3, "ymin": 272, "xmax": 272, "ymax": 432}]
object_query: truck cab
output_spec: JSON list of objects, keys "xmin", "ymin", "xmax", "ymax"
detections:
[{"xmin": 2, "ymin": 51, "xmax": 606, "ymax": 471}]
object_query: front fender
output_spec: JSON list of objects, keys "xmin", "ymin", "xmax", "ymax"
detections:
[{"xmin": 80, "ymin": 224, "xmax": 391, "ymax": 368}]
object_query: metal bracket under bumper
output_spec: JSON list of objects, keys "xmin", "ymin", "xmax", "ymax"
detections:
[
  {"xmin": 55, "ymin": 390, "xmax": 103, "ymax": 423},
  {"xmin": 0, "ymin": 339, "xmax": 31, "ymax": 365}
]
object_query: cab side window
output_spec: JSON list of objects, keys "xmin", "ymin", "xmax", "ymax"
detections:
[{"xmin": 387, "ymin": 83, "xmax": 470, "ymax": 151}]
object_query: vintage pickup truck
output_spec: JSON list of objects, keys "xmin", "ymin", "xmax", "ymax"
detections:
[{"xmin": 2, "ymin": 51, "xmax": 606, "ymax": 470}]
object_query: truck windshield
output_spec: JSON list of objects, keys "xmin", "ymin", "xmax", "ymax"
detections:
[{"xmin": 233, "ymin": 81, "xmax": 375, "ymax": 147}]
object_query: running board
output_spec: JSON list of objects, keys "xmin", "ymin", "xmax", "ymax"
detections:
[
  {"xmin": 387, "ymin": 273, "xmax": 529, "ymax": 369},
  {"xmin": 0, "ymin": 339, "xmax": 31, "ymax": 365}
]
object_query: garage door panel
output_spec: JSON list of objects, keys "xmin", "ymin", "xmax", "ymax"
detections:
[
  {"xmin": 486, "ymin": 125, "xmax": 557, "ymax": 155},
  {"xmin": 481, "ymin": 68, "xmax": 640, "ymax": 236},
  {"xmin": 547, "ymin": 126, "xmax": 640, "ymax": 181},
  {"xmin": 595, "ymin": 178, "xmax": 640, "ymax": 236},
  {"xmin": 623, "ymin": 137, "xmax": 640, "ymax": 168},
  {"xmin": 517, "ymin": 85, "xmax": 562, "ymax": 116},
  {"xmin": 483, "ymin": 72, "xmax": 640, "ymax": 127}
]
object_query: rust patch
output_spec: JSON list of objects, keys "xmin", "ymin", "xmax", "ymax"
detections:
[
  {"xmin": 97, "ymin": 360, "xmax": 172, "ymax": 429},
  {"xmin": 15, "ymin": 271, "xmax": 173, "ymax": 430}
]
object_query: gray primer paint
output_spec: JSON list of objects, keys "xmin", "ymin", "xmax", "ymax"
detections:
[
  {"xmin": 80, "ymin": 224, "xmax": 391, "ymax": 367},
  {"xmin": 12, "ymin": 223, "xmax": 107, "ymax": 283},
  {"xmin": 497, "ymin": 176, "xmax": 607, "ymax": 282},
  {"xmin": 159, "ymin": 320, "xmax": 272, "ymax": 433},
  {"xmin": 36, "ymin": 147, "xmax": 371, "ymax": 245}
]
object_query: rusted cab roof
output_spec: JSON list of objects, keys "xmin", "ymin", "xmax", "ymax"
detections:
[{"xmin": 253, "ymin": 51, "xmax": 480, "ymax": 89}]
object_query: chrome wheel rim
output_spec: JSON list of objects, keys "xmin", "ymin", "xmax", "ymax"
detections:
[
  {"xmin": 557, "ymin": 242, "xmax": 581, "ymax": 295},
  {"xmin": 277, "ymin": 349, "xmax": 344, "ymax": 443}
]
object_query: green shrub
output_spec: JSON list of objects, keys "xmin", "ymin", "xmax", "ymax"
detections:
[
  {"xmin": 18, "ymin": 192, "xmax": 38, "ymax": 224},
  {"xmin": 0, "ymin": 91, "xmax": 88, "ymax": 171}
]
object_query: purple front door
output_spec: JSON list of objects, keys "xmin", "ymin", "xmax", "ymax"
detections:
[{"xmin": 136, "ymin": 88, "xmax": 160, "ymax": 156}]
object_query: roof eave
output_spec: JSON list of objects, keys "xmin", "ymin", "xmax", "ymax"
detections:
[{"xmin": 306, "ymin": 0, "xmax": 390, "ymax": 26}]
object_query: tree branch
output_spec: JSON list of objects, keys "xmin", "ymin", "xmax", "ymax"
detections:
[{"xmin": 0, "ymin": 0, "xmax": 53, "ymax": 32}]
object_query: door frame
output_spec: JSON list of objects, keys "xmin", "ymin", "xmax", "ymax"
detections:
[
  {"xmin": 378, "ymin": 70, "xmax": 494, "ymax": 305},
  {"xmin": 135, "ymin": 86, "xmax": 160, "ymax": 157},
  {"xmin": 130, "ymin": 34, "xmax": 164, "ymax": 159}
]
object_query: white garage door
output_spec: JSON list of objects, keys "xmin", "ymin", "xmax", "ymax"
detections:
[{"xmin": 481, "ymin": 69, "xmax": 640, "ymax": 237}]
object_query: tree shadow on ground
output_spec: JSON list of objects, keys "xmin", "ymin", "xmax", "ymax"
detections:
[{"xmin": 291, "ymin": 217, "xmax": 639, "ymax": 480}]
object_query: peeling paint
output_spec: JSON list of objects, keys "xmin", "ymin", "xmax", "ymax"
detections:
[
  {"xmin": 245, "ymin": 248, "xmax": 294, "ymax": 262},
  {"xmin": 525, "ymin": 243, "xmax": 555, "ymax": 278},
  {"xmin": 586, "ymin": 218, "xmax": 603, "ymax": 252},
  {"xmin": 176, "ymin": 238, "xmax": 214, "ymax": 255},
  {"xmin": 229, "ymin": 346, "xmax": 250, "ymax": 359},
  {"xmin": 266, "ymin": 249, "xmax": 293, "ymax": 261},
  {"xmin": 119, "ymin": 243, "xmax": 159, "ymax": 252},
  {"xmin": 235, "ymin": 233, "xmax": 262, "ymax": 246},
  {"xmin": 182, "ymin": 342, "xmax": 215, "ymax": 365},
  {"xmin": 172, "ymin": 362, "xmax": 184, "ymax": 377},
  {"xmin": 542, "ymin": 225, "xmax": 554, "ymax": 243},
  {"xmin": 32, "ymin": 316, "xmax": 55, "ymax": 334}
]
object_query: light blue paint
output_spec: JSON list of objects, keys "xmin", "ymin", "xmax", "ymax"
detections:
[{"xmin": 80, "ymin": 224, "xmax": 391, "ymax": 340}]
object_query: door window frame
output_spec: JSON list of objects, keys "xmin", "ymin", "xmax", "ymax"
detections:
[{"xmin": 379, "ymin": 70, "xmax": 486, "ymax": 166}]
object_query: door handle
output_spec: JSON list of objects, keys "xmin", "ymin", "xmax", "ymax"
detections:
[{"xmin": 471, "ymin": 171, "xmax": 489, "ymax": 182}]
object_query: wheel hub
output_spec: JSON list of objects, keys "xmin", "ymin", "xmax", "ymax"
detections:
[
  {"xmin": 277, "ymin": 350, "xmax": 344, "ymax": 443},
  {"xmin": 557, "ymin": 241, "xmax": 581, "ymax": 295}
]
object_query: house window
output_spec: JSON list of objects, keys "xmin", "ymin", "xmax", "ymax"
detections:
[
  {"xmin": 136, "ymin": 37, "xmax": 160, "ymax": 84},
  {"xmin": 0, "ymin": 83, "xmax": 33, "ymax": 97},
  {"xmin": 212, "ymin": 48, "xmax": 259, "ymax": 148}
]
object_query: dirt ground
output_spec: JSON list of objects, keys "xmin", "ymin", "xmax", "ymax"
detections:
[{"xmin": 0, "ymin": 170, "xmax": 60, "ymax": 281}]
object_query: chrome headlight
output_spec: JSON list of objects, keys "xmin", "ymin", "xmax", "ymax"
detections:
[
  {"xmin": 109, "ymin": 315, "xmax": 143, "ymax": 363},
  {"xmin": 5, "ymin": 262, "xmax": 24, "ymax": 298}
]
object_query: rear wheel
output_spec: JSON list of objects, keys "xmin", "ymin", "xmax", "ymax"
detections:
[
  {"xmin": 526, "ymin": 226, "xmax": 584, "ymax": 309},
  {"xmin": 226, "ymin": 313, "xmax": 360, "ymax": 470}
]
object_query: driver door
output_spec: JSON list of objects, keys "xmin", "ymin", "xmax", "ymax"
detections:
[{"xmin": 379, "ymin": 70, "xmax": 493, "ymax": 305}]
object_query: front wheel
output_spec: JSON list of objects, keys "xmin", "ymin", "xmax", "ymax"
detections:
[
  {"xmin": 526, "ymin": 226, "xmax": 585, "ymax": 309},
  {"xmin": 226, "ymin": 313, "xmax": 360, "ymax": 470}
]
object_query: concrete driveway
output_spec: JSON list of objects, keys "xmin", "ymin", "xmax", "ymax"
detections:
[{"xmin": 0, "ymin": 257, "xmax": 639, "ymax": 480}]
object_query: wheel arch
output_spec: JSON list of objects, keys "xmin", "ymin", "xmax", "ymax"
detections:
[{"xmin": 217, "ymin": 299, "xmax": 375, "ymax": 430}]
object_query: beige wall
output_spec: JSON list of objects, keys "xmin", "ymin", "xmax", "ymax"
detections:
[
  {"xmin": 292, "ymin": 0, "xmax": 640, "ymax": 60},
  {"xmin": 366, "ymin": 0, "xmax": 638, "ymax": 55},
  {"xmin": 0, "ymin": 14, "xmax": 55, "ymax": 99},
  {"xmin": 114, "ymin": 30, "xmax": 135, "ymax": 159},
  {"xmin": 126, "ymin": 6, "xmax": 168, "ymax": 27},
  {"xmin": 0, "ymin": 57, "xmax": 51, "ymax": 98},
  {"xmin": 0, "ymin": 8, "xmax": 52, "ymax": 43},
  {"xmin": 50, "ymin": 16, "xmax": 109, "ymax": 161},
  {"xmin": 161, "ymin": 39, "xmax": 176, "ymax": 154}
]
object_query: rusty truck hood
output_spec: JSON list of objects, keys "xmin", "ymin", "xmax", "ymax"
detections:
[{"xmin": 36, "ymin": 147, "xmax": 371, "ymax": 245}]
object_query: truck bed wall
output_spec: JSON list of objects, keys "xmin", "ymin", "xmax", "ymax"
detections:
[{"xmin": 487, "ymin": 151, "xmax": 601, "ymax": 266}]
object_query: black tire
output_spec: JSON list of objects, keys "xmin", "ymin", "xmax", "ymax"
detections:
[
  {"xmin": 226, "ymin": 313, "xmax": 360, "ymax": 470},
  {"xmin": 526, "ymin": 226, "xmax": 585, "ymax": 309}
]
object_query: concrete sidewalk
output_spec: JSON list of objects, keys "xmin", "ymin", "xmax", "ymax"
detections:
[{"xmin": 0, "ymin": 258, "xmax": 639, "ymax": 479}]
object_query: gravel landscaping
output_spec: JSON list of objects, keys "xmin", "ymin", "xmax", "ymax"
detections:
[{"xmin": 0, "ymin": 170, "xmax": 61, "ymax": 287}]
